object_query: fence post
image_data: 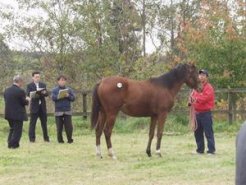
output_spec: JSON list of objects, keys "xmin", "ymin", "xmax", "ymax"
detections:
[
  {"xmin": 228, "ymin": 90, "xmax": 233, "ymax": 124},
  {"xmin": 82, "ymin": 92, "xmax": 87, "ymax": 120}
]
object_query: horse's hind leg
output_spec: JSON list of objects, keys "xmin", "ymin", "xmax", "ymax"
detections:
[
  {"xmin": 104, "ymin": 113, "xmax": 117, "ymax": 159},
  {"xmin": 146, "ymin": 116, "xmax": 157, "ymax": 157},
  {"xmin": 95, "ymin": 111, "xmax": 106, "ymax": 158},
  {"xmin": 156, "ymin": 113, "xmax": 167, "ymax": 157}
]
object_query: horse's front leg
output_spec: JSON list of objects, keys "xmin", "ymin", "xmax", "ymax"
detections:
[
  {"xmin": 156, "ymin": 113, "xmax": 167, "ymax": 157},
  {"xmin": 146, "ymin": 116, "xmax": 157, "ymax": 157},
  {"xmin": 104, "ymin": 114, "xmax": 117, "ymax": 159}
]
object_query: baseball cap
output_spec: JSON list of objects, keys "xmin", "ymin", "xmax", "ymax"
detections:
[{"xmin": 199, "ymin": 69, "xmax": 209, "ymax": 77}]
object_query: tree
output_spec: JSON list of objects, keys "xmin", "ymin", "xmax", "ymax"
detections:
[
  {"xmin": 178, "ymin": 0, "xmax": 246, "ymax": 88},
  {"xmin": 0, "ymin": 35, "xmax": 14, "ymax": 89},
  {"xmin": 1, "ymin": 0, "xmax": 143, "ymax": 88},
  {"xmin": 1, "ymin": 0, "xmax": 86, "ymax": 88}
]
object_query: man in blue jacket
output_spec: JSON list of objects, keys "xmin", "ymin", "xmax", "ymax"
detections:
[{"xmin": 51, "ymin": 75, "xmax": 75, "ymax": 143}]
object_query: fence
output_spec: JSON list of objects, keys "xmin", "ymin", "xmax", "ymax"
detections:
[
  {"xmin": 79, "ymin": 88, "xmax": 246, "ymax": 124},
  {"xmin": 173, "ymin": 88, "xmax": 246, "ymax": 124},
  {"xmin": 0, "ymin": 88, "xmax": 246, "ymax": 124}
]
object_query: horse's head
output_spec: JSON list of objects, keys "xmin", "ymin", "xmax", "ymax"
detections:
[{"xmin": 184, "ymin": 64, "xmax": 199, "ymax": 89}]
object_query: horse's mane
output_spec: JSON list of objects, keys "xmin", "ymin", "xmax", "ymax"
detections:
[{"xmin": 149, "ymin": 64, "xmax": 188, "ymax": 89}]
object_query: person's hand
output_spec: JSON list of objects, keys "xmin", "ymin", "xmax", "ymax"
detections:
[
  {"xmin": 188, "ymin": 96, "xmax": 196, "ymax": 106},
  {"xmin": 65, "ymin": 93, "xmax": 69, "ymax": 97},
  {"xmin": 196, "ymin": 83, "xmax": 203, "ymax": 92},
  {"xmin": 26, "ymin": 97, "xmax": 31, "ymax": 101},
  {"xmin": 190, "ymin": 97, "xmax": 196, "ymax": 103}
]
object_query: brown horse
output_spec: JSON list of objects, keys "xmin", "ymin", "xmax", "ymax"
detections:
[{"xmin": 91, "ymin": 63, "xmax": 198, "ymax": 159}]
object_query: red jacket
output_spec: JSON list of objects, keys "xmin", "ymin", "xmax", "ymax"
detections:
[{"xmin": 191, "ymin": 82, "xmax": 215, "ymax": 112}]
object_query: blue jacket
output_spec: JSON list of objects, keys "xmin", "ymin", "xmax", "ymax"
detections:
[{"xmin": 51, "ymin": 86, "xmax": 75, "ymax": 112}]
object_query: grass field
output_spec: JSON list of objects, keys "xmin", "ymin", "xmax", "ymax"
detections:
[{"xmin": 0, "ymin": 116, "xmax": 238, "ymax": 185}]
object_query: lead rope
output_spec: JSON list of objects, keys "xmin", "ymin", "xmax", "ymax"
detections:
[{"xmin": 188, "ymin": 93, "xmax": 198, "ymax": 132}]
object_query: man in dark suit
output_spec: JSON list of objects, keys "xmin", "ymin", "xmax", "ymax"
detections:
[
  {"xmin": 4, "ymin": 75, "xmax": 29, "ymax": 149},
  {"xmin": 26, "ymin": 71, "xmax": 49, "ymax": 142}
]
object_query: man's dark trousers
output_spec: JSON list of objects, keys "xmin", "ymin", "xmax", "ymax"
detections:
[
  {"xmin": 55, "ymin": 115, "xmax": 73, "ymax": 143},
  {"xmin": 8, "ymin": 120, "xmax": 23, "ymax": 148},
  {"xmin": 194, "ymin": 111, "xmax": 215, "ymax": 153},
  {"xmin": 29, "ymin": 106, "xmax": 49, "ymax": 142}
]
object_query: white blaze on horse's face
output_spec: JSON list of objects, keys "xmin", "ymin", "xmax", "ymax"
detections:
[{"xmin": 117, "ymin": 82, "xmax": 123, "ymax": 88}]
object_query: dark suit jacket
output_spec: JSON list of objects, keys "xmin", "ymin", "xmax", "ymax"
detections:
[
  {"xmin": 26, "ymin": 82, "xmax": 48, "ymax": 114},
  {"xmin": 4, "ymin": 84, "xmax": 28, "ymax": 121}
]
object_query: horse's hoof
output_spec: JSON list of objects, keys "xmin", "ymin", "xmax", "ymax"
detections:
[
  {"xmin": 156, "ymin": 149, "xmax": 162, "ymax": 157},
  {"xmin": 157, "ymin": 153, "xmax": 162, "ymax": 157},
  {"xmin": 108, "ymin": 154, "xmax": 117, "ymax": 160},
  {"xmin": 96, "ymin": 154, "xmax": 103, "ymax": 159},
  {"xmin": 108, "ymin": 153, "xmax": 117, "ymax": 160},
  {"xmin": 112, "ymin": 155, "xmax": 117, "ymax": 160},
  {"xmin": 156, "ymin": 153, "xmax": 162, "ymax": 157},
  {"xmin": 146, "ymin": 150, "xmax": 152, "ymax": 157}
]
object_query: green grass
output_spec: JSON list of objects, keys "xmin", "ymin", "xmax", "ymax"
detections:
[{"xmin": 0, "ymin": 116, "xmax": 238, "ymax": 185}]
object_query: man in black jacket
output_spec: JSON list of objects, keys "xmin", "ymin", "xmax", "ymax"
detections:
[
  {"xmin": 26, "ymin": 71, "xmax": 49, "ymax": 142},
  {"xmin": 4, "ymin": 75, "xmax": 29, "ymax": 149}
]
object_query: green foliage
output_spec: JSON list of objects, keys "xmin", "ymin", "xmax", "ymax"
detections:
[
  {"xmin": 0, "ymin": 0, "xmax": 245, "ymax": 91},
  {"xmin": 0, "ymin": 0, "xmax": 143, "ymax": 89},
  {"xmin": 185, "ymin": 31, "xmax": 246, "ymax": 88},
  {"xmin": 178, "ymin": 0, "xmax": 246, "ymax": 88},
  {"xmin": 0, "ymin": 36, "xmax": 14, "ymax": 89}
]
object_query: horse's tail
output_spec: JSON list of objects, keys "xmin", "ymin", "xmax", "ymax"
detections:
[{"xmin": 91, "ymin": 83, "xmax": 101, "ymax": 129}]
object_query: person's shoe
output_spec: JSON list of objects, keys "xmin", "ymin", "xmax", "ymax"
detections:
[
  {"xmin": 11, "ymin": 146, "xmax": 19, "ymax": 149},
  {"xmin": 8, "ymin": 145, "xmax": 19, "ymax": 149},
  {"xmin": 58, "ymin": 140, "xmax": 64, "ymax": 143},
  {"xmin": 192, "ymin": 151, "xmax": 204, "ymax": 155},
  {"xmin": 196, "ymin": 151, "xmax": 204, "ymax": 155},
  {"xmin": 30, "ymin": 140, "xmax": 35, "ymax": 143},
  {"xmin": 207, "ymin": 151, "xmax": 215, "ymax": 155},
  {"xmin": 44, "ymin": 139, "xmax": 50, "ymax": 142},
  {"xmin": 68, "ymin": 139, "xmax": 73, "ymax": 144}
]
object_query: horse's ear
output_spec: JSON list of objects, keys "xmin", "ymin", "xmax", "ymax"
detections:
[
  {"xmin": 186, "ymin": 61, "xmax": 197, "ymax": 71},
  {"xmin": 187, "ymin": 60, "xmax": 196, "ymax": 66}
]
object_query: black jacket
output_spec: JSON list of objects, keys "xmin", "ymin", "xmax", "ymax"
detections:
[
  {"xmin": 4, "ymin": 84, "xmax": 28, "ymax": 121},
  {"xmin": 26, "ymin": 82, "xmax": 48, "ymax": 113}
]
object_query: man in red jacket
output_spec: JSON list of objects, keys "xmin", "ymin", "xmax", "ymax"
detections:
[{"xmin": 190, "ymin": 69, "xmax": 216, "ymax": 154}]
